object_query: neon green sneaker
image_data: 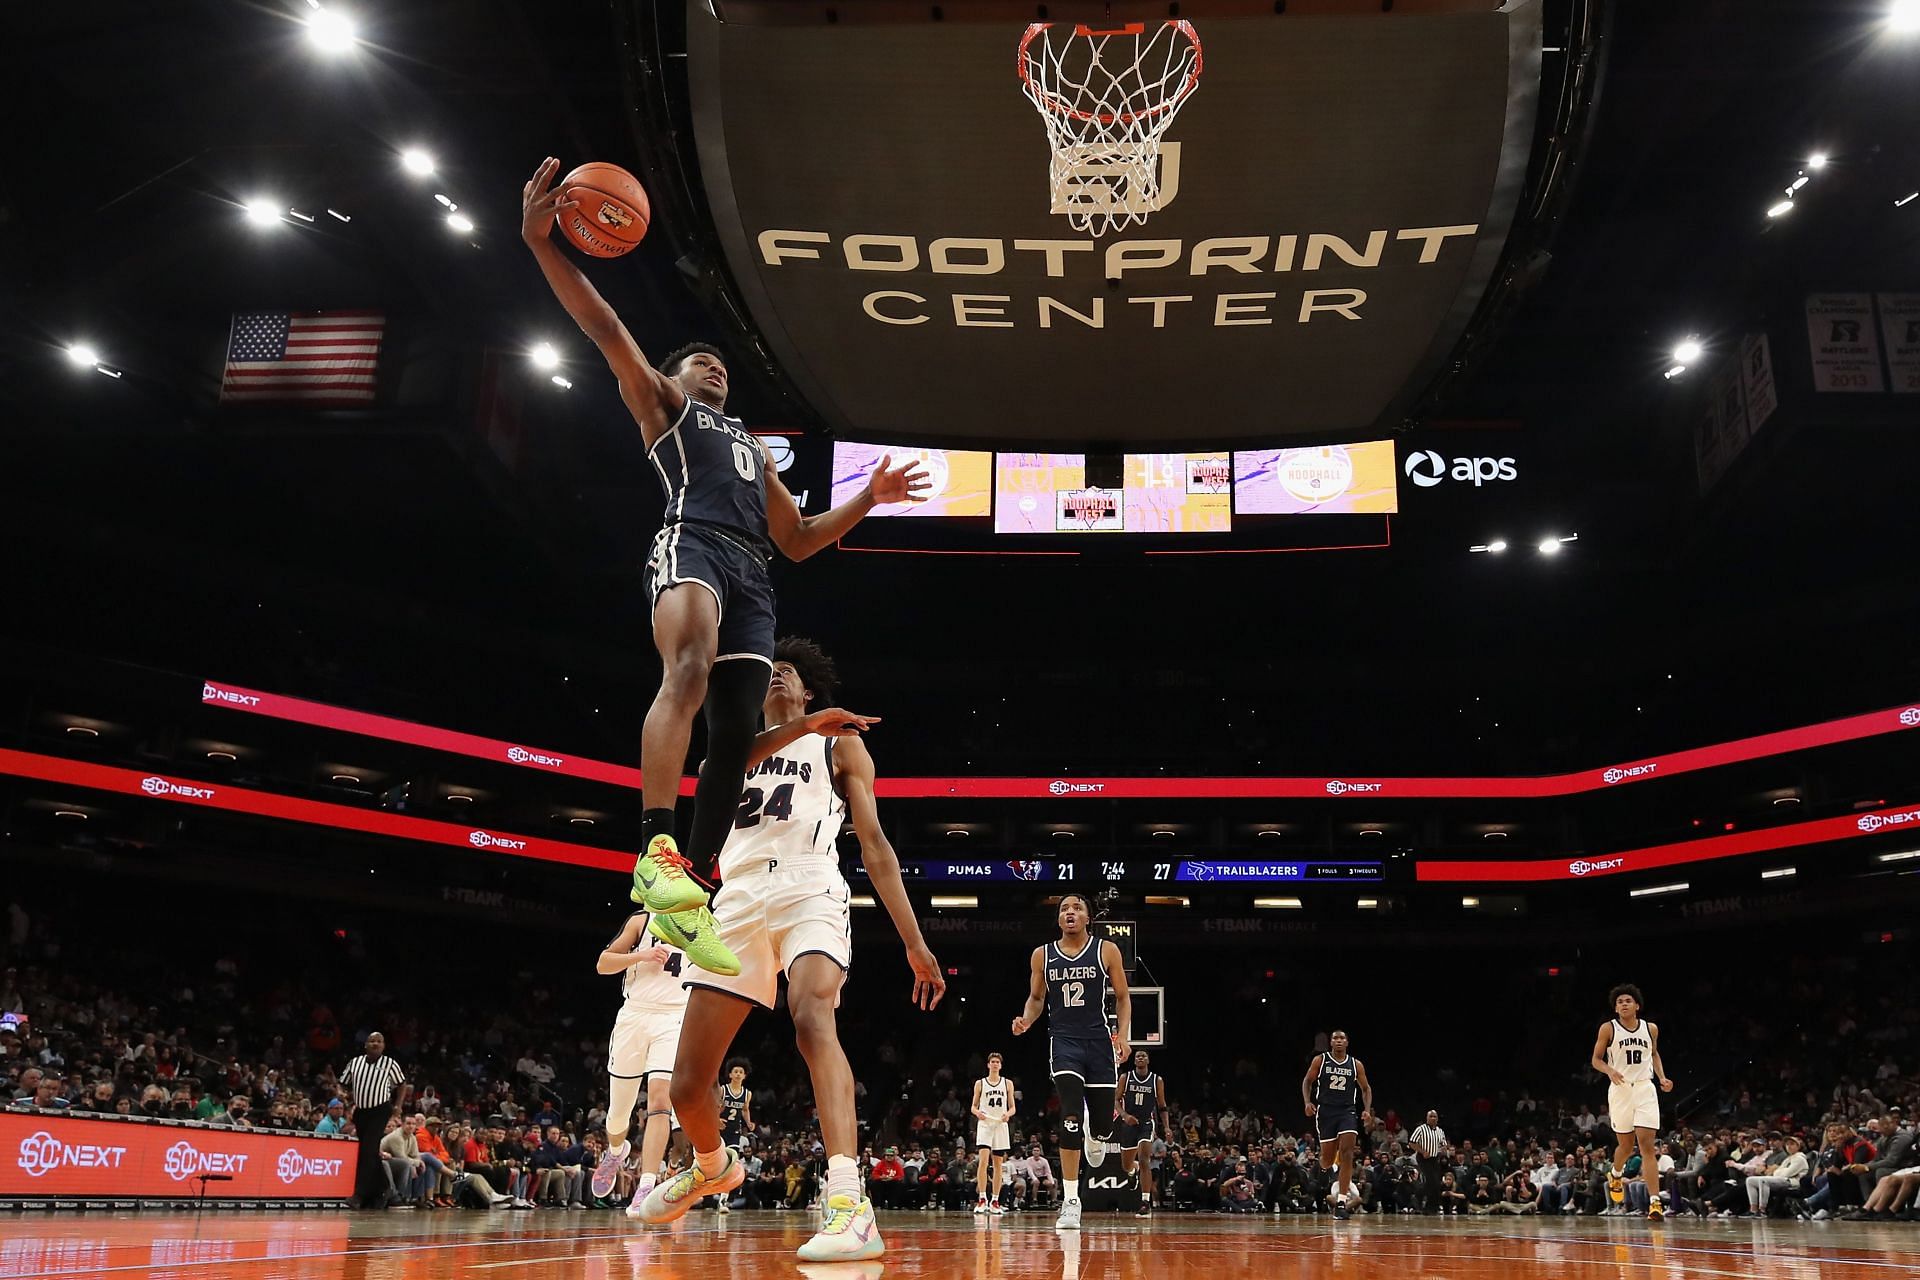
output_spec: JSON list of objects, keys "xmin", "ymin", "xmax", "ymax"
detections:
[
  {"xmin": 648, "ymin": 904, "xmax": 741, "ymax": 977},
  {"xmin": 630, "ymin": 834, "xmax": 709, "ymax": 914},
  {"xmin": 637, "ymin": 1148, "xmax": 744, "ymax": 1225}
]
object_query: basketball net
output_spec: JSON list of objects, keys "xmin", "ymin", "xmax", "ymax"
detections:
[{"xmin": 1017, "ymin": 21, "xmax": 1203, "ymax": 238}]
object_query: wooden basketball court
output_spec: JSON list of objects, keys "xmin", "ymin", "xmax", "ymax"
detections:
[{"xmin": 2, "ymin": 1210, "xmax": 1913, "ymax": 1280}]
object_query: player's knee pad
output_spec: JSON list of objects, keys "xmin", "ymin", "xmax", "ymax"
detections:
[
  {"xmin": 1086, "ymin": 1088, "xmax": 1119, "ymax": 1142},
  {"xmin": 1054, "ymin": 1075, "xmax": 1086, "ymax": 1153}
]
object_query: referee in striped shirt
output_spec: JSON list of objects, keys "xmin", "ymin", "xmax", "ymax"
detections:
[
  {"xmin": 341, "ymin": 1032, "xmax": 410, "ymax": 1209},
  {"xmin": 1410, "ymin": 1110, "xmax": 1449, "ymax": 1213}
]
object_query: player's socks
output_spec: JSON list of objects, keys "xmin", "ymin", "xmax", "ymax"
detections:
[
  {"xmin": 1064, "ymin": 1178, "xmax": 1079, "ymax": 1202},
  {"xmin": 826, "ymin": 1154, "xmax": 861, "ymax": 1209},
  {"xmin": 696, "ymin": 1147, "xmax": 730, "ymax": 1179}
]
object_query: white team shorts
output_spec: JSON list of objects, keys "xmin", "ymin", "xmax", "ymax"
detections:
[
  {"xmin": 976, "ymin": 1121, "xmax": 1011, "ymax": 1153},
  {"xmin": 693, "ymin": 859, "xmax": 852, "ymax": 1010},
  {"xmin": 609, "ymin": 1004, "xmax": 685, "ymax": 1079},
  {"xmin": 1608, "ymin": 1080, "xmax": 1660, "ymax": 1133}
]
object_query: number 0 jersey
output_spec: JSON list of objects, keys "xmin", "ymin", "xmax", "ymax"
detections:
[
  {"xmin": 718, "ymin": 734, "xmax": 847, "ymax": 881},
  {"xmin": 1044, "ymin": 937, "xmax": 1110, "ymax": 1040},
  {"xmin": 646, "ymin": 394, "xmax": 770, "ymax": 554},
  {"xmin": 1606, "ymin": 1019, "xmax": 1655, "ymax": 1084}
]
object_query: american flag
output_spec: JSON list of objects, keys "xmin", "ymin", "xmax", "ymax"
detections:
[{"xmin": 220, "ymin": 311, "xmax": 384, "ymax": 404}]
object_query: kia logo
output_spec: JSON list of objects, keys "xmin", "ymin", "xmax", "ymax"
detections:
[{"xmin": 1901, "ymin": 708, "xmax": 1920, "ymax": 727}]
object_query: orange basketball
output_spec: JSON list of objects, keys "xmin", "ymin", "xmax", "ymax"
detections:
[{"xmin": 555, "ymin": 162, "xmax": 650, "ymax": 259}]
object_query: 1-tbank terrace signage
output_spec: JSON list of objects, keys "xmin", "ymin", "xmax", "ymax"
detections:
[
  {"xmin": 686, "ymin": 3, "xmax": 1542, "ymax": 443},
  {"xmin": 1417, "ymin": 802, "xmax": 1920, "ymax": 883},
  {"xmin": 1, "ymin": 1113, "xmax": 354, "ymax": 1199}
]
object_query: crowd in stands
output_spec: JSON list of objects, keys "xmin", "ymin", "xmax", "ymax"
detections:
[{"xmin": 3, "ymin": 892, "xmax": 1917, "ymax": 1222}]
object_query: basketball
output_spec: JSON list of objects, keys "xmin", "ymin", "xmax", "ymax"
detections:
[{"xmin": 555, "ymin": 161, "xmax": 650, "ymax": 259}]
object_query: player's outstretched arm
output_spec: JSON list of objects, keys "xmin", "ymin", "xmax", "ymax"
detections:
[
  {"xmin": 1590, "ymin": 1023, "xmax": 1622, "ymax": 1083},
  {"xmin": 762, "ymin": 450, "xmax": 931, "ymax": 561},
  {"xmin": 837, "ymin": 735, "xmax": 944, "ymax": 1011},
  {"xmin": 744, "ymin": 708, "xmax": 881, "ymax": 772},
  {"xmin": 519, "ymin": 157, "xmax": 680, "ymax": 444},
  {"xmin": 1104, "ymin": 939, "xmax": 1132, "ymax": 1058},
  {"xmin": 1012, "ymin": 949, "xmax": 1047, "ymax": 1034}
]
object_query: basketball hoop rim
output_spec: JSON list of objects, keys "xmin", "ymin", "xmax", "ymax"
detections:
[{"xmin": 1016, "ymin": 20, "xmax": 1204, "ymax": 127}]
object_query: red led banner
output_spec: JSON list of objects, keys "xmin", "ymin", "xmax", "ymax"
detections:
[
  {"xmin": 0, "ymin": 748, "xmax": 628, "ymax": 873},
  {"xmin": 0, "ymin": 1111, "xmax": 356, "ymax": 1200},
  {"xmin": 1416, "ymin": 800, "xmax": 1920, "ymax": 883},
  {"xmin": 201, "ymin": 680, "xmax": 1920, "ymax": 801}
]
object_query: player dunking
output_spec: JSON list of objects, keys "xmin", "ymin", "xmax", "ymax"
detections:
[
  {"xmin": 589, "ymin": 911, "xmax": 688, "ymax": 1214},
  {"xmin": 1012, "ymin": 895, "xmax": 1131, "ymax": 1231},
  {"xmin": 1302, "ymin": 1030, "xmax": 1373, "ymax": 1220},
  {"xmin": 1117, "ymin": 1049, "xmax": 1166, "ymax": 1218},
  {"xmin": 971, "ymin": 1052, "xmax": 1015, "ymax": 1214},
  {"xmin": 635, "ymin": 639, "xmax": 944, "ymax": 1262},
  {"xmin": 520, "ymin": 160, "xmax": 927, "ymax": 975},
  {"xmin": 1590, "ymin": 984, "xmax": 1674, "ymax": 1220}
]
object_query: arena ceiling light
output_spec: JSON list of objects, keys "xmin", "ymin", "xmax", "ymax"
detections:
[
  {"xmin": 1875, "ymin": 849, "xmax": 1920, "ymax": 863},
  {"xmin": 1896, "ymin": 192, "xmax": 1920, "ymax": 208},
  {"xmin": 400, "ymin": 149, "xmax": 436, "ymax": 177},
  {"xmin": 446, "ymin": 212, "xmax": 475, "ymax": 234},
  {"xmin": 1356, "ymin": 899, "xmax": 1379, "ymax": 910},
  {"xmin": 1628, "ymin": 881, "xmax": 1689, "ymax": 898},
  {"xmin": 305, "ymin": 6, "xmax": 360, "ymax": 55},
  {"xmin": 1761, "ymin": 867, "xmax": 1797, "ymax": 880},
  {"xmin": 1807, "ymin": 152, "xmax": 1829, "ymax": 170},
  {"xmin": 243, "ymin": 199, "xmax": 283, "ymax": 228},
  {"xmin": 64, "ymin": 343, "xmax": 101, "ymax": 368},
  {"xmin": 930, "ymin": 895, "xmax": 978, "ymax": 909},
  {"xmin": 529, "ymin": 342, "xmax": 560, "ymax": 371},
  {"xmin": 850, "ymin": 895, "xmax": 877, "ymax": 908},
  {"xmin": 1469, "ymin": 539, "xmax": 1509, "ymax": 554},
  {"xmin": 1461, "ymin": 896, "xmax": 1481, "ymax": 908},
  {"xmin": 1889, "ymin": 0, "xmax": 1920, "ymax": 33},
  {"xmin": 1663, "ymin": 364, "xmax": 1689, "ymax": 380},
  {"xmin": 1672, "ymin": 338, "xmax": 1704, "ymax": 364},
  {"xmin": 1253, "ymin": 897, "xmax": 1302, "ymax": 909},
  {"xmin": 549, "ymin": 375, "xmax": 573, "ymax": 390},
  {"xmin": 1766, "ymin": 199, "xmax": 1795, "ymax": 219}
]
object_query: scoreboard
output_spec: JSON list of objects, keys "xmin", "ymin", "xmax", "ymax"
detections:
[{"xmin": 858, "ymin": 859, "xmax": 1383, "ymax": 884}]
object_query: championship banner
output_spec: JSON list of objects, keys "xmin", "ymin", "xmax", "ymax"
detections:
[
  {"xmin": 1877, "ymin": 293, "xmax": 1920, "ymax": 394},
  {"xmin": 0, "ymin": 1111, "xmax": 355, "ymax": 1200},
  {"xmin": 1805, "ymin": 293, "xmax": 1884, "ymax": 393},
  {"xmin": 685, "ymin": 1, "xmax": 1543, "ymax": 444}
]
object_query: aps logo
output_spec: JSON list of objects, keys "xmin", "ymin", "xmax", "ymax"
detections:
[{"xmin": 1403, "ymin": 450, "xmax": 1518, "ymax": 489}]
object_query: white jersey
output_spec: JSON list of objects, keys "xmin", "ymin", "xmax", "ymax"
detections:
[
  {"xmin": 619, "ymin": 913, "xmax": 691, "ymax": 1012},
  {"xmin": 978, "ymin": 1077, "xmax": 1012, "ymax": 1119},
  {"xmin": 1606, "ymin": 1018, "xmax": 1655, "ymax": 1085},
  {"xmin": 718, "ymin": 732, "xmax": 847, "ymax": 881}
]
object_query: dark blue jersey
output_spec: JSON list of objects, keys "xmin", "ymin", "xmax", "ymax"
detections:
[
  {"xmin": 1044, "ymin": 938, "xmax": 1110, "ymax": 1040},
  {"xmin": 1314, "ymin": 1054, "xmax": 1361, "ymax": 1109},
  {"xmin": 1124, "ymin": 1069, "xmax": 1160, "ymax": 1120},
  {"xmin": 720, "ymin": 1085, "xmax": 748, "ymax": 1130},
  {"xmin": 647, "ymin": 394, "xmax": 770, "ymax": 553}
]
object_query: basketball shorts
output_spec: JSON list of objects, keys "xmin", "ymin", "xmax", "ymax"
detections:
[
  {"xmin": 1608, "ymin": 1080, "xmax": 1660, "ymax": 1133},
  {"xmin": 976, "ymin": 1120, "xmax": 1011, "ymax": 1154},
  {"xmin": 723, "ymin": 1124, "xmax": 752, "ymax": 1151},
  {"xmin": 690, "ymin": 858, "xmax": 851, "ymax": 1010},
  {"xmin": 1118, "ymin": 1119, "xmax": 1155, "ymax": 1148},
  {"xmin": 645, "ymin": 521, "xmax": 776, "ymax": 665},
  {"xmin": 609, "ymin": 1004, "xmax": 685, "ymax": 1079},
  {"xmin": 1316, "ymin": 1107, "xmax": 1361, "ymax": 1141},
  {"xmin": 1049, "ymin": 1035, "xmax": 1118, "ymax": 1087}
]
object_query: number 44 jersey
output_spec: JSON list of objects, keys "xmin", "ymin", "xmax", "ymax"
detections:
[{"xmin": 719, "ymin": 734, "xmax": 847, "ymax": 881}]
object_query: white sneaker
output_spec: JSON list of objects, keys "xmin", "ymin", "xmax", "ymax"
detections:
[
  {"xmin": 974, "ymin": 1197, "xmax": 988, "ymax": 1215},
  {"xmin": 592, "ymin": 1141, "xmax": 630, "ymax": 1200},
  {"xmin": 638, "ymin": 1151, "xmax": 744, "ymax": 1225},
  {"xmin": 989, "ymin": 1202, "xmax": 1007, "ymax": 1216},
  {"xmin": 1082, "ymin": 1109, "xmax": 1107, "ymax": 1168},
  {"xmin": 1056, "ymin": 1197, "xmax": 1082, "ymax": 1230},
  {"xmin": 797, "ymin": 1194, "xmax": 883, "ymax": 1261},
  {"xmin": 718, "ymin": 1197, "xmax": 730, "ymax": 1215}
]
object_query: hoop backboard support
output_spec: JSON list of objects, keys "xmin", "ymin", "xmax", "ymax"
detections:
[{"xmin": 1109, "ymin": 984, "xmax": 1164, "ymax": 1048}]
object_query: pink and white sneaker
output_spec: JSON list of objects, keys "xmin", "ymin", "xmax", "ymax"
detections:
[{"xmin": 797, "ymin": 1194, "xmax": 883, "ymax": 1261}]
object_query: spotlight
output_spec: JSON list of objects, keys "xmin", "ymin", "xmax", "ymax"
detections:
[
  {"xmin": 1897, "ymin": 192, "xmax": 1919, "ymax": 208},
  {"xmin": 1537, "ymin": 537, "xmax": 1563, "ymax": 555},
  {"xmin": 1487, "ymin": 538, "xmax": 1508, "ymax": 553},
  {"xmin": 1663, "ymin": 364, "xmax": 1688, "ymax": 380},
  {"xmin": 1890, "ymin": 0, "xmax": 1920, "ymax": 33},
  {"xmin": 400, "ymin": 149, "xmax": 436, "ymax": 177},
  {"xmin": 529, "ymin": 342, "xmax": 560, "ymax": 371},
  {"xmin": 243, "ymin": 199, "xmax": 283, "ymax": 227},
  {"xmin": 1673, "ymin": 338, "xmax": 1703, "ymax": 364},
  {"xmin": 549, "ymin": 375, "xmax": 573, "ymax": 390},
  {"xmin": 65, "ymin": 344, "xmax": 100, "ymax": 368},
  {"xmin": 1786, "ymin": 175, "xmax": 1810, "ymax": 194},
  {"xmin": 1766, "ymin": 199, "xmax": 1795, "ymax": 219},
  {"xmin": 1807, "ymin": 153, "xmax": 1828, "ymax": 170},
  {"xmin": 446, "ymin": 212, "xmax": 475, "ymax": 234},
  {"xmin": 306, "ymin": 7, "xmax": 359, "ymax": 53}
]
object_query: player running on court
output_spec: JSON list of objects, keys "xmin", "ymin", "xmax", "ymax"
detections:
[
  {"xmin": 1590, "ymin": 984, "xmax": 1674, "ymax": 1220},
  {"xmin": 520, "ymin": 160, "xmax": 927, "ymax": 976},
  {"xmin": 1302, "ymin": 1030, "xmax": 1373, "ymax": 1220},
  {"xmin": 1118, "ymin": 1049, "xmax": 1167, "ymax": 1217},
  {"xmin": 590, "ymin": 912, "xmax": 688, "ymax": 1213},
  {"xmin": 1011, "ymin": 895, "xmax": 1131, "ymax": 1231},
  {"xmin": 633, "ymin": 638, "xmax": 944, "ymax": 1261},
  {"xmin": 971, "ymin": 1052, "xmax": 1015, "ymax": 1214}
]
